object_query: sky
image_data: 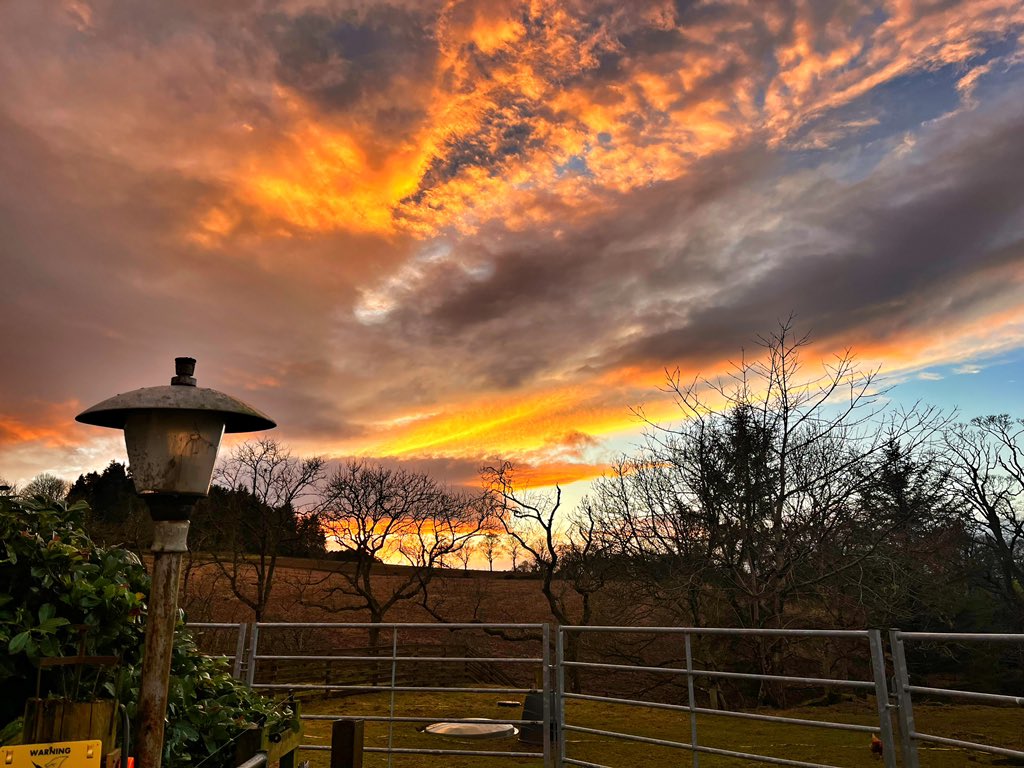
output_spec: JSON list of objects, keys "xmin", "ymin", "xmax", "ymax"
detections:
[{"xmin": 1, "ymin": 0, "xmax": 1023, "ymax": 498}]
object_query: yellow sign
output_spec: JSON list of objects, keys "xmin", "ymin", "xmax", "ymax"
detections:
[{"xmin": 2, "ymin": 741, "xmax": 102, "ymax": 768}]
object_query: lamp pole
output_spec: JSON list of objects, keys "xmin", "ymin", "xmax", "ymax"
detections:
[
  {"xmin": 77, "ymin": 358, "xmax": 274, "ymax": 768},
  {"xmin": 137, "ymin": 497, "xmax": 194, "ymax": 768}
]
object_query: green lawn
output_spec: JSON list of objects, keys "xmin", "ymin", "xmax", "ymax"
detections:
[{"xmin": 288, "ymin": 690, "xmax": 1024, "ymax": 767}]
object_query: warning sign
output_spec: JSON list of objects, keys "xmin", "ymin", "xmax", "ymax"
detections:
[{"xmin": 2, "ymin": 740, "xmax": 102, "ymax": 768}]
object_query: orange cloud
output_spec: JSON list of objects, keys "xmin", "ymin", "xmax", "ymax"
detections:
[
  {"xmin": 490, "ymin": 460, "xmax": 608, "ymax": 488},
  {"xmin": 0, "ymin": 402, "xmax": 83, "ymax": 449},
  {"xmin": 169, "ymin": 0, "xmax": 1024, "ymax": 245},
  {"xmin": 825, "ymin": 297, "xmax": 1024, "ymax": 379}
]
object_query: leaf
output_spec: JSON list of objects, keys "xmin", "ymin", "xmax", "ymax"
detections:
[
  {"xmin": 38, "ymin": 617, "xmax": 70, "ymax": 633},
  {"xmin": 8, "ymin": 631, "xmax": 31, "ymax": 654}
]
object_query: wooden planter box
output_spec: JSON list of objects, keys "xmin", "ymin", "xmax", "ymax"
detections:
[{"xmin": 22, "ymin": 698, "xmax": 119, "ymax": 755}]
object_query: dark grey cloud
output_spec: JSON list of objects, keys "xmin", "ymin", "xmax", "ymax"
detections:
[
  {"xmin": 351, "ymin": 87, "xmax": 1024, "ymax": 400},
  {"xmin": 411, "ymin": 103, "xmax": 542, "ymax": 200},
  {"xmin": 263, "ymin": 5, "xmax": 439, "ymax": 129},
  {"xmin": 625, "ymin": 96, "xmax": 1024, "ymax": 364}
]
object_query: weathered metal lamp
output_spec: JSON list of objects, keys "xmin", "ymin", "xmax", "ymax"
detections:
[{"xmin": 76, "ymin": 357, "xmax": 274, "ymax": 768}]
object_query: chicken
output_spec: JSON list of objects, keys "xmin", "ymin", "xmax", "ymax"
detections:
[{"xmin": 870, "ymin": 734, "xmax": 884, "ymax": 759}]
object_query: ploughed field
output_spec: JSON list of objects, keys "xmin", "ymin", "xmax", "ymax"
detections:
[{"xmin": 180, "ymin": 557, "xmax": 560, "ymax": 626}]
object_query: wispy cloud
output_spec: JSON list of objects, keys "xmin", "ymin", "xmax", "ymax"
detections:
[{"xmin": 955, "ymin": 364, "xmax": 984, "ymax": 375}]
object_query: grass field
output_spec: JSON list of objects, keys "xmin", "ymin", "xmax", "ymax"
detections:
[{"xmin": 289, "ymin": 690, "xmax": 1024, "ymax": 768}]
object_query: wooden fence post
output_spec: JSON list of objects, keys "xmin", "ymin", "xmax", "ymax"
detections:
[{"xmin": 331, "ymin": 719, "xmax": 364, "ymax": 768}]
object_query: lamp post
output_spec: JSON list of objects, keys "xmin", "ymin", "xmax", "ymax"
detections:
[{"xmin": 76, "ymin": 357, "xmax": 275, "ymax": 768}]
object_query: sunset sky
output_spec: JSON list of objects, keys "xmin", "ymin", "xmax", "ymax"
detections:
[{"xmin": 1, "ymin": 0, "xmax": 1023, "ymax": 497}]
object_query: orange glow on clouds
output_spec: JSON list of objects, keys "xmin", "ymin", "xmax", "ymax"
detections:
[
  {"xmin": 340, "ymin": 368, "xmax": 691, "ymax": 486},
  {"xmin": 2, "ymin": 0, "xmax": 1023, "ymax": 494},
  {"xmin": 239, "ymin": 94, "xmax": 431, "ymax": 236},
  {"xmin": 167, "ymin": 0, "xmax": 1024, "ymax": 248},
  {"xmin": 0, "ymin": 402, "xmax": 82, "ymax": 449}
]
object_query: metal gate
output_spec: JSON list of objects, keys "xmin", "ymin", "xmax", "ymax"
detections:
[
  {"xmin": 889, "ymin": 629, "xmax": 1024, "ymax": 766},
  {"xmin": 556, "ymin": 626, "xmax": 896, "ymax": 768},
  {"xmin": 246, "ymin": 622, "xmax": 553, "ymax": 766}
]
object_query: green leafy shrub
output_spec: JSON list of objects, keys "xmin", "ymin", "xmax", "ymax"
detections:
[{"xmin": 0, "ymin": 494, "xmax": 289, "ymax": 766}]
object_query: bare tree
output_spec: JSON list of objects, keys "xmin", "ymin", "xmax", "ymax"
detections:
[
  {"xmin": 202, "ymin": 438, "xmax": 327, "ymax": 621},
  {"xmin": 453, "ymin": 542, "xmax": 475, "ymax": 571},
  {"xmin": 484, "ymin": 462, "xmax": 614, "ymax": 690},
  {"xmin": 307, "ymin": 461, "xmax": 485, "ymax": 648},
  {"xmin": 945, "ymin": 415, "xmax": 1024, "ymax": 626},
  {"xmin": 21, "ymin": 473, "xmax": 69, "ymax": 503},
  {"xmin": 590, "ymin": 456, "xmax": 718, "ymax": 627},
  {"xmin": 507, "ymin": 536, "xmax": 524, "ymax": 571},
  {"xmin": 481, "ymin": 532, "xmax": 503, "ymax": 572},
  {"xmin": 623, "ymin": 319, "xmax": 944, "ymax": 703}
]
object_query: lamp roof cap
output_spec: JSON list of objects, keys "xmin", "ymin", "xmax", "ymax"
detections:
[{"xmin": 75, "ymin": 357, "xmax": 276, "ymax": 433}]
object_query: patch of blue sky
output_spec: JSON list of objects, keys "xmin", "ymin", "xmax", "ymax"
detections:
[
  {"xmin": 888, "ymin": 350, "xmax": 1024, "ymax": 420},
  {"xmin": 781, "ymin": 37, "xmax": 1018, "ymax": 172},
  {"xmin": 958, "ymin": 43, "xmax": 1024, "ymax": 105},
  {"xmin": 555, "ymin": 154, "xmax": 593, "ymax": 178}
]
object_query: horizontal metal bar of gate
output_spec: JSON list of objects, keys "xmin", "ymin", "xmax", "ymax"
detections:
[
  {"xmin": 254, "ymin": 621, "xmax": 543, "ymax": 629},
  {"xmin": 562, "ymin": 659, "xmax": 875, "ymax": 689},
  {"xmin": 910, "ymin": 731, "xmax": 1024, "ymax": 759},
  {"xmin": 302, "ymin": 714, "xmax": 540, "ymax": 725},
  {"xmin": 300, "ymin": 744, "xmax": 542, "ymax": 758},
  {"xmin": 897, "ymin": 631, "xmax": 1024, "ymax": 642},
  {"xmin": 563, "ymin": 724, "xmax": 843, "ymax": 768},
  {"xmin": 563, "ymin": 625, "xmax": 869, "ymax": 638},
  {"xmin": 254, "ymin": 683, "xmax": 533, "ymax": 694},
  {"xmin": 256, "ymin": 654, "xmax": 541, "ymax": 663},
  {"xmin": 906, "ymin": 684, "xmax": 1024, "ymax": 706},
  {"xmin": 563, "ymin": 692, "xmax": 880, "ymax": 734}
]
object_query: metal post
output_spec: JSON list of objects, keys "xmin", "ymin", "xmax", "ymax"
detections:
[
  {"xmin": 137, "ymin": 519, "xmax": 189, "ymax": 768},
  {"xmin": 556, "ymin": 628, "xmax": 566, "ymax": 768},
  {"xmin": 684, "ymin": 633, "xmax": 699, "ymax": 767},
  {"xmin": 387, "ymin": 628, "xmax": 398, "ymax": 768},
  {"xmin": 867, "ymin": 630, "xmax": 897, "ymax": 768},
  {"xmin": 542, "ymin": 622, "xmax": 552, "ymax": 768},
  {"xmin": 233, "ymin": 623, "xmax": 248, "ymax": 680},
  {"xmin": 246, "ymin": 623, "xmax": 260, "ymax": 687},
  {"xmin": 889, "ymin": 630, "xmax": 920, "ymax": 768}
]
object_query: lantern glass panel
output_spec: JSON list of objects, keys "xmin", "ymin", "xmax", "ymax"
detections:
[{"xmin": 123, "ymin": 411, "xmax": 225, "ymax": 496}]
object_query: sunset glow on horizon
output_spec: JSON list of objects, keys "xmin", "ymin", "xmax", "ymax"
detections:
[{"xmin": 1, "ymin": 0, "xmax": 1023, "ymax": 493}]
